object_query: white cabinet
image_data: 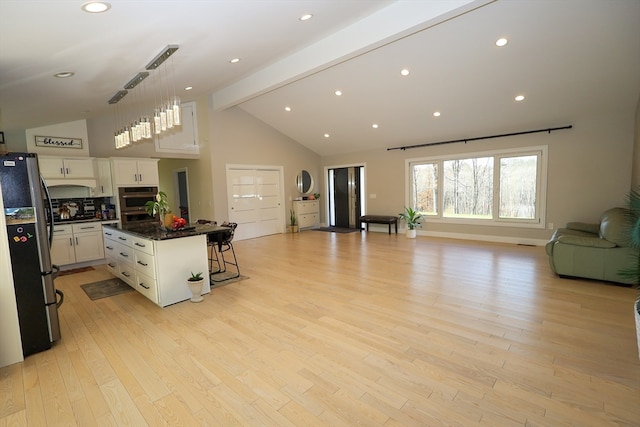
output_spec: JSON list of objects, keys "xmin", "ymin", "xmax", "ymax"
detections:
[
  {"xmin": 102, "ymin": 226, "xmax": 209, "ymax": 307},
  {"xmin": 154, "ymin": 102, "xmax": 199, "ymax": 155},
  {"xmin": 39, "ymin": 156, "xmax": 95, "ymax": 179},
  {"xmin": 293, "ymin": 200, "xmax": 320, "ymax": 229},
  {"xmin": 111, "ymin": 158, "xmax": 159, "ymax": 186},
  {"xmin": 51, "ymin": 223, "xmax": 104, "ymax": 265},
  {"xmin": 92, "ymin": 158, "xmax": 113, "ymax": 197}
]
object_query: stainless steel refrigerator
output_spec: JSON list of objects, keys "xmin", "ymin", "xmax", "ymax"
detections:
[{"xmin": 0, "ymin": 152, "xmax": 62, "ymax": 357}]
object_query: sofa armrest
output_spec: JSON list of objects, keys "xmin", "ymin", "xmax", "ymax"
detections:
[
  {"xmin": 566, "ymin": 222, "xmax": 600, "ymax": 235},
  {"xmin": 557, "ymin": 235, "xmax": 617, "ymax": 248}
]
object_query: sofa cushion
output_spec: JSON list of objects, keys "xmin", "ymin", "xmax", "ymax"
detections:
[
  {"xmin": 599, "ymin": 207, "xmax": 631, "ymax": 247},
  {"xmin": 566, "ymin": 222, "xmax": 600, "ymax": 234},
  {"xmin": 557, "ymin": 235, "xmax": 617, "ymax": 248}
]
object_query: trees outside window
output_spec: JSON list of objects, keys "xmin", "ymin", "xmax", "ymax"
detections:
[{"xmin": 408, "ymin": 147, "xmax": 546, "ymax": 227}]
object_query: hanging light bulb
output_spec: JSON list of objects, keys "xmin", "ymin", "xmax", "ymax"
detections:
[
  {"xmin": 153, "ymin": 109, "xmax": 161, "ymax": 134},
  {"xmin": 160, "ymin": 106, "xmax": 167, "ymax": 131},
  {"xmin": 166, "ymin": 101, "xmax": 173, "ymax": 129},
  {"xmin": 172, "ymin": 96, "xmax": 181, "ymax": 126}
]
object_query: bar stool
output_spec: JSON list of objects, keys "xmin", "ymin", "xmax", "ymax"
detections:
[{"xmin": 210, "ymin": 222, "xmax": 240, "ymax": 282}]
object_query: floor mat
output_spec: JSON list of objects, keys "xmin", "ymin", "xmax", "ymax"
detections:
[
  {"xmin": 59, "ymin": 266, "xmax": 95, "ymax": 276},
  {"xmin": 315, "ymin": 227, "xmax": 362, "ymax": 233},
  {"xmin": 80, "ymin": 278, "xmax": 134, "ymax": 300}
]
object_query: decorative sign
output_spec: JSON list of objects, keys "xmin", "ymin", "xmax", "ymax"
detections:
[{"xmin": 35, "ymin": 135, "xmax": 83, "ymax": 149}]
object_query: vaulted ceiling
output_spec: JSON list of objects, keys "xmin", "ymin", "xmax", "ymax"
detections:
[{"xmin": 1, "ymin": 0, "xmax": 639, "ymax": 156}]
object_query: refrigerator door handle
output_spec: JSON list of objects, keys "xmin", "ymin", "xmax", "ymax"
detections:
[
  {"xmin": 55, "ymin": 289, "xmax": 64, "ymax": 308},
  {"xmin": 41, "ymin": 175, "xmax": 54, "ymax": 247}
]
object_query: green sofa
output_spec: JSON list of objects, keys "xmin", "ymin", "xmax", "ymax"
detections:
[{"xmin": 545, "ymin": 207, "xmax": 638, "ymax": 284}]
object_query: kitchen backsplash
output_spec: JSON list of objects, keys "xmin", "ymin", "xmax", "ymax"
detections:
[{"xmin": 52, "ymin": 197, "xmax": 115, "ymax": 220}]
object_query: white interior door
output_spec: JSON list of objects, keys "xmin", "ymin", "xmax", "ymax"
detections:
[{"xmin": 227, "ymin": 166, "xmax": 283, "ymax": 240}]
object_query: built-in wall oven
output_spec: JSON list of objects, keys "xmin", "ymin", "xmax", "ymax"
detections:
[{"xmin": 118, "ymin": 186, "xmax": 158, "ymax": 226}]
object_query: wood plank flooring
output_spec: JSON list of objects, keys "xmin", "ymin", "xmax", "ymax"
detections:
[{"xmin": 1, "ymin": 231, "xmax": 639, "ymax": 426}]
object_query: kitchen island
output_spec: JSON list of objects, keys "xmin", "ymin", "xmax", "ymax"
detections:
[{"xmin": 102, "ymin": 223, "xmax": 229, "ymax": 307}]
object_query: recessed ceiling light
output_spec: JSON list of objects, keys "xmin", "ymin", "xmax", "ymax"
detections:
[
  {"xmin": 495, "ymin": 38, "xmax": 508, "ymax": 47},
  {"xmin": 334, "ymin": 90, "xmax": 342, "ymax": 96},
  {"xmin": 284, "ymin": 106, "xmax": 292, "ymax": 112},
  {"xmin": 230, "ymin": 58, "xmax": 240, "ymax": 63},
  {"xmin": 185, "ymin": 86, "xmax": 193, "ymax": 91},
  {"xmin": 400, "ymin": 68, "xmax": 410, "ymax": 76},
  {"xmin": 433, "ymin": 111, "xmax": 441, "ymax": 117},
  {"xmin": 515, "ymin": 95, "xmax": 525, "ymax": 101},
  {"xmin": 372, "ymin": 124, "xmax": 379, "ymax": 129},
  {"xmin": 81, "ymin": 1, "xmax": 111, "ymax": 13},
  {"xmin": 54, "ymin": 71, "xmax": 74, "ymax": 78},
  {"xmin": 300, "ymin": 14, "xmax": 313, "ymax": 21},
  {"xmin": 324, "ymin": 133, "xmax": 330, "ymax": 138}
]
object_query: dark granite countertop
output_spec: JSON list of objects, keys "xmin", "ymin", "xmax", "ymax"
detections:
[{"xmin": 103, "ymin": 223, "xmax": 229, "ymax": 241}]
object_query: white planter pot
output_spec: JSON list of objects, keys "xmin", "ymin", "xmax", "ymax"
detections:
[
  {"xmin": 635, "ymin": 298, "xmax": 640, "ymax": 360},
  {"xmin": 187, "ymin": 279, "xmax": 205, "ymax": 303},
  {"xmin": 406, "ymin": 229, "xmax": 417, "ymax": 238}
]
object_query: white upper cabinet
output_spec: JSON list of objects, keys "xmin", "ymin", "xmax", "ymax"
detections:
[
  {"xmin": 111, "ymin": 158, "xmax": 159, "ymax": 186},
  {"xmin": 154, "ymin": 102, "xmax": 199, "ymax": 155},
  {"xmin": 39, "ymin": 156, "xmax": 95, "ymax": 179},
  {"xmin": 92, "ymin": 158, "xmax": 113, "ymax": 197}
]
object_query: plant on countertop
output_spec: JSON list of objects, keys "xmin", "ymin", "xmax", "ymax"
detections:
[
  {"xmin": 398, "ymin": 206, "xmax": 424, "ymax": 230},
  {"xmin": 144, "ymin": 191, "xmax": 171, "ymax": 217},
  {"xmin": 189, "ymin": 272, "xmax": 204, "ymax": 282}
]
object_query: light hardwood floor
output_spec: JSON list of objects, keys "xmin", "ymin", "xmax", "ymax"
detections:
[{"xmin": 1, "ymin": 231, "xmax": 639, "ymax": 426}]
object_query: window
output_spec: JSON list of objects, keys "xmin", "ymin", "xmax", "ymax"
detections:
[{"xmin": 407, "ymin": 147, "xmax": 546, "ymax": 227}]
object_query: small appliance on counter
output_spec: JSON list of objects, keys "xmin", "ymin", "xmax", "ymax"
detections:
[{"xmin": 0, "ymin": 152, "xmax": 63, "ymax": 357}]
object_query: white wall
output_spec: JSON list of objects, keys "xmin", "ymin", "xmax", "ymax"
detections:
[
  {"xmin": 25, "ymin": 119, "xmax": 90, "ymax": 157},
  {"xmin": 0, "ymin": 181, "xmax": 24, "ymax": 368}
]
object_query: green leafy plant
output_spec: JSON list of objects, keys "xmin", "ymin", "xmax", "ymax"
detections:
[
  {"xmin": 189, "ymin": 272, "xmax": 203, "ymax": 282},
  {"xmin": 144, "ymin": 191, "xmax": 170, "ymax": 217},
  {"xmin": 290, "ymin": 209, "xmax": 297, "ymax": 226},
  {"xmin": 620, "ymin": 188, "xmax": 640, "ymax": 285},
  {"xmin": 398, "ymin": 206, "xmax": 424, "ymax": 230},
  {"xmin": 313, "ymin": 192, "xmax": 321, "ymax": 200}
]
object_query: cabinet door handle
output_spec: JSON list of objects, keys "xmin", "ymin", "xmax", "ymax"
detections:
[
  {"xmin": 66, "ymin": 168, "xmax": 70, "ymax": 175},
  {"xmin": 139, "ymin": 282, "xmax": 150, "ymax": 290},
  {"xmin": 108, "ymin": 262, "xmax": 116, "ymax": 268},
  {"xmin": 75, "ymin": 237, "xmax": 79, "ymax": 245},
  {"xmin": 118, "ymin": 236, "xmax": 127, "ymax": 241},
  {"xmin": 106, "ymin": 245, "xmax": 113, "ymax": 250},
  {"xmin": 134, "ymin": 242, "xmax": 145, "ymax": 247},
  {"xmin": 122, "ymin": 272, "xmax": 130, "ymax": 277},
  {"xmin": 137, "ymin": 261, "xmax": 148, "ymax": 266},
  {"xmin": 139, "ymin": 173, "xmax": 143, "ymax": 182},
  {"xmin": 60, "ymin": 167, "xmax": 64, "ymax": 175},
  {"xmin": 79, "ymin": 226, "xmax": 94, "ymax": 230},
  {"xmin": 119, "ymin": 252, "xmax": 129, "ymax": 258},
  {"xmin": 69, "ymin": 238, "xmax": 73, "ymax": 246},
  {"xmin": 105, "ymin": 232, "xmax": 113, "ymax": 236}
]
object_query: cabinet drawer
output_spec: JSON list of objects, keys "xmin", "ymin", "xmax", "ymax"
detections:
[
  {"xmin": 115, "ymin": 242, "xmax": 134, "ymax": 265},
  {"xmin": 105, "ymin": 256, "xmax": 118, "ymax": 274},
  {"xmin": 118, "ymin": 263, "xmax": 136, "ymax": 287},
  {"xmin": 136, "ymin": 271, "xmax": 158, "ymax": 303},
  {"xmin": 104, "ymin": 239, "xmax": 117, "ymax": 257},
  {"xmin": 72, "ymin": 223, "xmax": 102, "ymax": 233},
  {"xmin": 53, "ymin": 225, "xmax": 73, "ymax": 235},
  {"xmin": 298, "ymin": 214, "xmax": 319, "ymax": 228},
  {"xmin": 131, "ymin": 236, "xmax": 154, "ymax": 255},
  {"xmin": 102, "ymin": 227, "xmax": 117, "ymax": 241},
  {"xmin": 134, "ymin": 250, "xmax": 156, "ymax": 278},
  {"xmin": 296, "ymin": 201, "xmax": 319, "ymax": 215}
]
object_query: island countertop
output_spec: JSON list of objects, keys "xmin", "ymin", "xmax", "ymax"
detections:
[{"xmin": 103, "ymin": 222, "xmax": 229, "ymax": 241}]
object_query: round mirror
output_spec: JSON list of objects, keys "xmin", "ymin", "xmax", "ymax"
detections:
[{"xmin": 296, "ymin": 170, "xmax": 314, "ymax": 194}]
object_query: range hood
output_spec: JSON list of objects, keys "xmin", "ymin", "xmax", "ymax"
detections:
[{"xmin": 44, "ymin": 178, "xmax": 97, "ymax": 188}]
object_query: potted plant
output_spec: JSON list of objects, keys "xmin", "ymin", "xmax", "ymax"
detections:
[
  {"xmin": 289, "ymin": 209, "xmax": 298, "ymax": 233},
  {"xmin": 398, "ymin": 206, "xmax": 423, "ymax": 238},
  {"xmin": 144, "ymin": 191, "xmax": 171, "ymax": 229},
  {"xmin": 187, "ymin": 271, "xmax": 204, "ymax": 303}
]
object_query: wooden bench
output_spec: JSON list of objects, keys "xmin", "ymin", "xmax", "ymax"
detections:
[{"xmin": 359, "ymin": 215, "xmax": 398, "ymax": 234}]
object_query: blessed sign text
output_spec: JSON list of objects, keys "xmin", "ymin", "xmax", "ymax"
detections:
[{"xmin": 35, "ymin": 135, "xmax": 83, "ymax": 149}]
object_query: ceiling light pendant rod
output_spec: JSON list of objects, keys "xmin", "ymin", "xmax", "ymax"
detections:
[{"xmin": 386, "ymin": 125, "xmax": 573, "ymax": 151}]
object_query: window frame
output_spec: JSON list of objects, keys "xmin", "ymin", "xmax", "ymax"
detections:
[{"xmin": 405, "ymin": 145, "xmax": 547, "ymax": 229}]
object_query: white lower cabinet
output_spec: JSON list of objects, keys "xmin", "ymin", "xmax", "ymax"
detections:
[
  {"xmin": 102, "ymin": 226, "xmax": 208, "ymax": 306},
  {"xmin": 293, "ymin": 200, "xmax": 320, "ymax": 229},
  {"xmin": 51, "ymin": 223, "xmax": 105, "ymax": 266}
]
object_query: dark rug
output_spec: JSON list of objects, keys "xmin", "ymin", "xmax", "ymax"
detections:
[
  {"xmin": 315, "ymin": 227, "xmax": 362, "ymax": 234},
  {"xmin": 210, "ymin": 272, "xmax": 249, "ymax": 289},
  {"xmin": 59, "ymin": 266, "xmax": 95, "ymax": 276},
  {"xmin": 81, "ymin": 278, "xmax": 134, "ymax": 300}
]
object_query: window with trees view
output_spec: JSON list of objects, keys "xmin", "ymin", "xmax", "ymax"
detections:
[{"xmin": 408, "ymin": 147, "xmax": 546, "ymax": 227}]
